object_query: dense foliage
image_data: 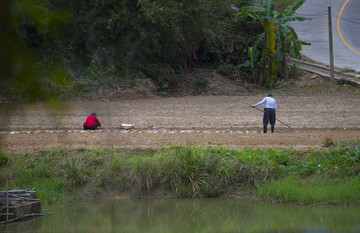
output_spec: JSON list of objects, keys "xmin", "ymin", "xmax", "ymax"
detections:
[
  {"xmin": 234, "ymin": 0, "xmax": 310, "ymax": 87},
  {"xmin": 52, "ymin": 0, "xmax": 266, "ymax": 94},
  {"xmin": 0, "ymin": 0, "xmax": 260, "ymax": 98},
  {"xmin": 2, "ymin": 0, "xmax": 308, "ymax": 100},
  {"xmin": 1, "ymin": 142, "xmax": 359, "ymax": 204}
]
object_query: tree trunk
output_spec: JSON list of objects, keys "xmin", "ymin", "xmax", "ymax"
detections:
[{"xmin": 281, "ymin": 52, "xmax": 288, "ymax": 79}]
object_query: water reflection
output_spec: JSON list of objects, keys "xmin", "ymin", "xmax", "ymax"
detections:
[{"xmin": 1, "ymin": 198, "xmax": 359, "ymax": 233}]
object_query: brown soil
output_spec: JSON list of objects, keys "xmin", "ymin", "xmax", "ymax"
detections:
[{"xmin": 1, "ymin": 92, "xmax": 359, "ymax": 153}]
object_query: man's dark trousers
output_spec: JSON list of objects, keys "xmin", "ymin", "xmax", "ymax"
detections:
[{"xmin": 263, "ymin": 108, "xmax": 276, "ymax": 133}]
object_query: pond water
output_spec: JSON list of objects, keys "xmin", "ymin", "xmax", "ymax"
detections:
[{"xmin": 1, "ymin": 198, "xmax": 359, "ymax": 233}]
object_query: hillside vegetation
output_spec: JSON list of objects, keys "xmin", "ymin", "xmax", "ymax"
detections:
[{"xmin": 1, "ymin": 0, "xmax": 308, "ymax": 101}]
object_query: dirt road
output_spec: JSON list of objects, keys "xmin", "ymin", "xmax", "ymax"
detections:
[{"xmin": 1, "ymin": 93, "xmax": 359, "ymax": 153}]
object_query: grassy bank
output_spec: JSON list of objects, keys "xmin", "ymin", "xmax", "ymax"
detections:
[{"xmin": 0, "ymin": 143, "xmax": 359, "ymax": 204}]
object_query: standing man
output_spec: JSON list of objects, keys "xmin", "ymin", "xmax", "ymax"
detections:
[
  {"xmin": 252, "ymin": 94, "xmax": 277, "ymax": 133},
  {"xmin": 83, "ymin": 112, "xmax": 101, "ymax": 130}
]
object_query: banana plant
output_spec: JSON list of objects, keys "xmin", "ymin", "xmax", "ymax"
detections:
[
  {"xmin": 233, "ymin": 0, "xmax": 310, "ymax": 87},
  {"xmin": 274, "ymin": 1, "xmax": 310, "ymax": 79}
]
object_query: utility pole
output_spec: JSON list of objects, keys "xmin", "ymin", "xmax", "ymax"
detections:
[{"xmin": 328, "ymin": 6, "xmax": 335, "ymax": 91}]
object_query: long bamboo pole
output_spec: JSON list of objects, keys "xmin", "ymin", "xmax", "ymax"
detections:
[{"xmin": 242, "ymin": 100, "xmax": 298, "ymax": 132}]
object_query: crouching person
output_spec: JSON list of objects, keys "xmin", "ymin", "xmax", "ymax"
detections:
[{"xmin": 83, "ymin": 112, "xmax": 101, "ymax": 130}]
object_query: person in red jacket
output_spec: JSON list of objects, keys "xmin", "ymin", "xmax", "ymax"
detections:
[{"xmin": 83, "ymin": 112, "xmax": 101, "ymax": 130}]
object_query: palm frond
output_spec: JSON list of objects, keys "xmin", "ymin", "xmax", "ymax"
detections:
[
  {"xmin": 263, "ymin": 0, "xmax": 275, "ymax": 18},
  {"xmin": 242, "ymin": 6, "xmax": 266, "ymax": 14},
  {"xmin": 276, "ymin": 15, "xmax": 310, "ymax": 24},
  {"xmin": 239, "ymin": 9, "xmax": 266, "ymax": 28},
  {"xmin": 284, "ymin": 0, "xmax": 307, "ymax": 15}
]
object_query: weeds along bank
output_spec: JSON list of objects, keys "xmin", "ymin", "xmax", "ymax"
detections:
[{"xmin": 0, "ymin": 143, "xmax": 359, "ymax": 205}]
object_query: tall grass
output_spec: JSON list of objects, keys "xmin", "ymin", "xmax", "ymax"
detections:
[
  {"xmin": 258, "ymin": 176, "xmax": 360, "ymax": 204},
  {"xmin": 0, "ymin": 142, "xmax": 359, "ymax": 204}
]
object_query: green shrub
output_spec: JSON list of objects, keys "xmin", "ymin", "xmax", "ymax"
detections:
[
  {"xmin": 341, "ymin": 67, "xmax": 356, "ymax": 73},
  {"xmin": 61, "ymin": 156, "xmax": 89, "ymax": 188},
  {"xmin": 217, "ymin": 64, "xmax": 236, "ymax": 80},
  {"xmin": 195, "ymin": 76, "xmax": 209, "ymax": 89},
  {"xmin": 0, "ymin": 150, "xmax": 10, "ymax": 167},
  {"xmin": 129, "ymin": 156, "xmax": 161, "ymax": 191},
  {"xmin": 113, "ymin": 153, "xmax": 126, "ymax": 171}
]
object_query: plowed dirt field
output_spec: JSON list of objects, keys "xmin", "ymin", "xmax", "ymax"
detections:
[{"xmin": 1, "ymin": 93, "xmax": 359, "ymax": 153}]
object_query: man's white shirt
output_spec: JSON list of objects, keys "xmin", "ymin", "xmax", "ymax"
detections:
[{"xmin": 254, "ymin": 97, "xmax": 277, "ymax": 109}]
